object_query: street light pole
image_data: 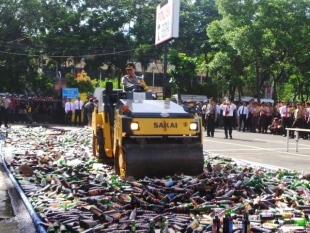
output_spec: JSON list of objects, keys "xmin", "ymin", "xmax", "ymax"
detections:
[{"xmin": 152, "ymin": 62, "xmax": 155, "ymax": 87}]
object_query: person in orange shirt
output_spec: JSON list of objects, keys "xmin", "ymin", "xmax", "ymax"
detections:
[
  {"xmin": 251, "ymin": 102, "xmax": 259, "ymax": 133},
  {"xmin": 258, "ymin": 102, "xmax": 268, "ymax": 133},
  {"xmin": 292, "ymin": 103, "xmax": 305, "ymax": 139}
]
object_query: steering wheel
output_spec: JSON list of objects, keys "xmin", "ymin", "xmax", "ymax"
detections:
[{"xmin": 132, "ymin": 84, "xmax": 145, "ymax": 92}]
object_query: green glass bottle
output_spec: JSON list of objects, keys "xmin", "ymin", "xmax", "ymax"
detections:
[
  {"xmin": 131, "ymin": 220, "xmax": 136, "ymax": 233},
  {"xmin": 160, "ymin": 217, "xmax": 169, "ymax": 233},
  {"xmin": 148, "ymin": 219, "xmax": 156, "ymax": 233}
]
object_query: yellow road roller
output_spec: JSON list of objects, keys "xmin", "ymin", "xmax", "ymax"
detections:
[{"xmin": 92, "ymin": 82, "xmax": 204, "ymax": 179}]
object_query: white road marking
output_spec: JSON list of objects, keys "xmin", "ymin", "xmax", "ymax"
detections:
[
  {"xmin": 203, "ymin": 138, "xmax": 310, "ymax": 158},
  {"xmin": 208, "ymin": 148, "xmax": 310, "ymax": 151}
]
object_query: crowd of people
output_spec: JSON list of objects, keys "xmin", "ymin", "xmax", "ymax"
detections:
[
  {"xmin": 180, "ymin": 98, "xmax": 310, "ymax": 140},
  {"xmin": 0, "ymin": 93, "xmax": 97, "ymax": 128},
  {"xmin": 2, "ymin": 89, "xmax": 310, "ymax": 140}
]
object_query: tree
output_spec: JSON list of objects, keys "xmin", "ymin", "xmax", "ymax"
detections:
[
  {"xmin": 168, "ymin": 51, "xmax": 197, "ymax": 98},
  {"xmin": 211, "ymin": 0, "xmax": 310, "ymax": 102}
]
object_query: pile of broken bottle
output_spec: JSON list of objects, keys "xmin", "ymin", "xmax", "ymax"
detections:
[{"xmin": 2, "ymin": 126, "xmax": 310, "ymax": 233}]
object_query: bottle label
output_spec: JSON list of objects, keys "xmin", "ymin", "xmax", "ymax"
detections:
[{"xmin": 260, "ymin": 213, "xmax": 274, "ymax": 218}]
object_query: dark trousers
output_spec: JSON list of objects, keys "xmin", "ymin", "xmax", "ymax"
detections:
[
  {"xmin": 247, "ymin": 113, "xmax": 252, "ymax": 130},
  {"xmin": 304, "ymin": 119, "xmax": 310, "ymax": 139},
  {"xmin": 74, "ymin": 110, "xmax": 82, "ymax": 126},
  {"xmin": 202, "ymin": 114, "xmax": 207, "ymax": 130},
  {"xmin": 292, "ymin": 118, "xmax": 304, "ymax": 138},
  {"xmin": 61, "ymin": 108, "xmax": 66, "ymax": 124},
  {"xmin": 251, "ymin": 115, "xmax": 259, "ymax": 132},
  {"xmin": 259, "ymin": 114, "xmax": 267, "ymax": 133},
  {"xmin": 282, "ymin": 117, "xmax": 292, "ymax": 136},
  {"xmin": 0, "ymin": 107, "xmax": 9, "ymax": 127},
  {"xmin": 66, "ymin": 111, "xmax": 73, "ymax": 125},
  {"xmin": 26, "ymin": 112, "xmax": 33, "ymax": 124},
  {"xmin": 223, "ymin": 116, "xmax": 233, "ymax": 137},
  {"xmin": 239, "ymin": 114, "xmax": 247, "ymax": 131},
  {"xmin": 207, "ymin": 115, "xmax": 215, "ymax": 136}
]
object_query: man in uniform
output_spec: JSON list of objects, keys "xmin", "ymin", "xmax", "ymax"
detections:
[
  {"xmin": 202, "ymin": 100, "xmax": 208, "ymax": 131},
  {"xmin": 280, "ymin": 102, "xmax": 292, "ymax": 138},
  {"xmin": 205, "ymin": 98, "xmax": 217, "ymax": 137},
  {"xmin": 121, "ymin": 62, "xmax": 148, "ymax": 92},
  {"xmin": 292, "ymin": 103, "xmax": 305, "ymax": 138},
  {"xmin": 258, "ymin": 102, "xmax": 268, "ymax": 133},
  {"xmin": 304, "ymin": 102, "xmax": 310, "ymax": 140},
  {"xmin": 251, "ymin": 101, "xmax": 259, "ymax": 133},
  {"xmin": 268, "ymin": 117, "xmax": 282, "ymax": 135},
  {"xmin": 26, "ymin": 97, "xmax": 34, "ymax": 124},
  {"xmin": 247, "ymin": 99, "xmax": 254, "ymax": 131}
]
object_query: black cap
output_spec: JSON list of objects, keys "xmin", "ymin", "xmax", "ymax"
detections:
[{"xmin": 125, "ymin": 62, "xmax": 136, "ymax": 70}]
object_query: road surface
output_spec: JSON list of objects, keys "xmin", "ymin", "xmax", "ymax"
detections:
[{"xmin": 203, "ymin": 128, "xmax": 310, "ymax": 173}]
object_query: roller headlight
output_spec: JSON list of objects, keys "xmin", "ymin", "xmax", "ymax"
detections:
[
  {"xmin": 189, "ymin": 122, "xmax": 198, "ymax": 130},
  {"xmin": 130, "ymin": 122, "xmax": 139, "ymax": 131}
]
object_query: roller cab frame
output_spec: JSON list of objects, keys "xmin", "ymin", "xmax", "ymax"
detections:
[{"xmin": 92, "ymin": 82, "xmax": 204, "ymax": 179}]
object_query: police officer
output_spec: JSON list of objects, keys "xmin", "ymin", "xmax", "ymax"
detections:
[
  {"xmin": 205, "ymin": 98, "xmax": 218, "ymax": 137},
  {"xmin": 121, "ymin": 62, "xmax": 148, "ymax": 92}
]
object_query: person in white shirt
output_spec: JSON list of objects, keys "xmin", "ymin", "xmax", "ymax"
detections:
[
  {"xmin": 73, "ymin": 97, "xmax": 84, "ymax": 126},
  {"xmin": 279, "ymin": 102, "xmax": 292, "ymax": 137},
  {"xmin": 220, "ymin": 100, "xmax": 237, "ymax": 139},
  {"xmin": 65, "ymin": 98, "xmax": 74, "ymax": 126},
  {"xmin": 0, "ymin": 92, "xmax": 11, "ymax": 128},
  {"xmin": 237, "ymin": 101, "xmax": 248, "ymax": 132}
]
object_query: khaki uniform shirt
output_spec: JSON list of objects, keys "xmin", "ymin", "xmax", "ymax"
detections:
[{"xmin": 205, "ymin": 104, "xmax": 218, "ymax": 120}]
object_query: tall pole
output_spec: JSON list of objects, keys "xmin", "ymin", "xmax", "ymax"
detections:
[
  {"xmin": 163, "ymin": 42, "xmax": 168, "ymax": 86},
  {"xmin": 163, "ymin": 42, "xmax": 170, "ymax": 100},
  {"xmin": 152, "ymin": 62, "xmax": 155, "ymax": 87}
]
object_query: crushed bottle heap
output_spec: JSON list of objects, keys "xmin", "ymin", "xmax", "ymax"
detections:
[{"xmin": 1, "ymin": 126, "xmax": 310, "ymax": 233}]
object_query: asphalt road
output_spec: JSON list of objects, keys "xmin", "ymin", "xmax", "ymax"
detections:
[{"xmin": 202, "ymin": 128, "xmax": 310, "ymax": 174}]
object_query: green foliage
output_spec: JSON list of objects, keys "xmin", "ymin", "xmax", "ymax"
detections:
[
  {"xmin": 168, "ymin": 51, "xmax": 197, "ymax": 94},
  {"xmin": 2, "ymin": 0, "xmax": 310, "ymax": 102},
  {"xmin": 277, "ymin": 83, "xmax": 295, "ymax": 103},
  {"xmin": 66, "ymin": 71, "xmax": 95, "ymax": 94},
  {"xmin": 97, "ymin": 78, "xmax": 121, "ymax": 89}
]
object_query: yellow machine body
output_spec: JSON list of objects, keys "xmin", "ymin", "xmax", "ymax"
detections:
[{"xmin": 92, "ymin": 88, "xmax": 204, "ymax": 179}]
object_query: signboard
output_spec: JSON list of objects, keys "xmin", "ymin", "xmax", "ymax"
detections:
[
  {"xmin": 62, "ymin": 88, "xmax": 79, "ymax": 99},
  {"xmin": 155, "ymin": 0, "xmax": 180, "ymax": 45},
  {"xmin": 265, "ymin": 88, "xmax": 273, "ymax": 99}
]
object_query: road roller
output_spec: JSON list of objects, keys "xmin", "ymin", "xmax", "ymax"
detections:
[{"xmin": 92, "ymin": 82, "xmax": 204, "ymax": 179}]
